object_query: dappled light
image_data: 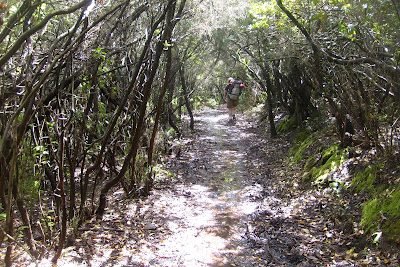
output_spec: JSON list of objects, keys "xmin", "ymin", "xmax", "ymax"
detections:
[{"xmin": 0, "ymin": 0, "xmax": 399, "ymax": 265}]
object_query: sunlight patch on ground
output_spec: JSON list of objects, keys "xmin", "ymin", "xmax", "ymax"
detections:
[
  {"xmin": 156, "ymin": 228, "xmax": 228, "ymax": 266},
  {"xmin": 123, "ymin": 182, "xmax": 249, "ymax": 266},
  {"xmin": 201, "ymin": 113, "xmax": 227, "ymax": 124}
]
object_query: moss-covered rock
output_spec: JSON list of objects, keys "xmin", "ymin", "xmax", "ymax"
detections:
[
  {"xmin": 295, "ymin": 141, "xmax": 347, "ymax": 186},
  {"xmin": 294, "ymin": 130, "xmax": 311, "ymax": 143},
  {"xmin": 284, "ymin": 116, "xmax": 400, "ymax": 245},
  {"xmin": 361, "ymin": 187, "xmax": 400, "ymax": 243},
  {"xmin": 310, "ymin": 145, "xmax": 348, "ymax": 186},
  {"xmin": 290, "ymin": 137, "xmax": 314, "ymax": 163},
  {"xmin": 361, "ymin": 198, "xmax": 381, "ymax": 234},
  {"xmin": 383, "ymin": 189, "xmax": 400, "ymax": 243},
  {"xmin": 304, "ymin": 152, "xmax": 320, "ymax": 171},
  {"xmin": 351, "ymin": 163, "xmax": 385, "ymax": 196}
]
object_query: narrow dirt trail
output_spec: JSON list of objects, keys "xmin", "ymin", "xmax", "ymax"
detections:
[
  {"xmin": 48, "ymin": 107, "xmax": 323, "ymax": 267},
  {"xmin": 128, "ymin": 107, "xmax": 267, "ymax": 266},
  {"xmin": 36, "ymin": 107, "xmax": 356, "ymax": 266}
]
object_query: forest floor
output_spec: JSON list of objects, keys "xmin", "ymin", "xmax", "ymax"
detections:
[{"xmin": 22, "ymin": 106, "xmax": 398, "ymax": 266}]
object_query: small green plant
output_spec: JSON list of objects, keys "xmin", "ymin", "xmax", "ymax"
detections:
[
  {"xmin": 372, "ymin": 231, "xmax": 382, "ymax": 245},
  {"xmin": 289, "ymin": 134, "xmax": 314, "ymax": 163},
  {"xmin": 277, "ymin": 116, "xmax": 297, "ymax": 133},
  {"xmin": 93, "ymin": 47, "xmax": 106, "ymax": 60}
]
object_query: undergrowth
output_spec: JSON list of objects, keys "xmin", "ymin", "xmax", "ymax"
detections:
[{"xmin": 279, "ymin": 115, "xmax": 400, "ymax": 246}]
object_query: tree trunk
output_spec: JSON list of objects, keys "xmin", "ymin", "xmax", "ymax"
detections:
[
  {"xmin": 146, "ymin": 2, "xmax": 176, "ymax": 194},
  {"xmin": 4, "ymin": 120, "xmax": 18, "ymax": 267},
  {"xmin": 179, "ymin": 65, "xmax": 194, "ymax": 131},
  {"xmin": 261, "ymin": 66, "xmax": 277, "ymax": 137},
  {"xmin": 13, "ymin": 186, "xmax": 37, "ymax": 258},
  {"xmin": 167, "ymin": 79, "xmax": 182, "ymax": 136},
  {"xmin": 52, "ymin": 131, "xmax": 67, "ymax": 263}
]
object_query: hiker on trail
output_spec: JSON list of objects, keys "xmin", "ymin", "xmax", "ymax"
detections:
[{"xmin": 224, "ymin": 77, "xmax": 244, "ymax": 122}]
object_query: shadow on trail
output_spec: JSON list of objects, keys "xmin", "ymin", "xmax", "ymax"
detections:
[{"xmin": 144, "ymin": 107, "xmax": 306, "ymax": 266}]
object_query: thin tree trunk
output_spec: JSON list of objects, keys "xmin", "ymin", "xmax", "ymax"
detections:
[
  {"xmin": 261, "ymin": 66, "xmax": 277, "ymax": 137},
  {"xmin": 267, "ymin": 89, "xmax": 277, "ymax": 137},
  {"xmin": 52, "ymin": 131, "xmax": 67, "ymax": 263},
  {"xmin": 146, "ymin": 4, "xmax": 176, "ymax": 195},
  {"xmin": 13, "ymin": 186, "xmax": 37, "ymax": 258},
  {"xmin": 179, "ymin": 65, "xmax": 194, "ymax": 130},
  {"xmin": 167, "ymin": 80, "xmax": 181, "ymax": 136},
  {"xmin": 4, "ymin": 210, "xmax": 13, "ymax": 267},
  {"xmin": 66, "ymin": 136, "xmax": 77, "ymax": 219},
  {"xmin": 4, "ymin": 120, "xmax": 18, "ymax": 266}
]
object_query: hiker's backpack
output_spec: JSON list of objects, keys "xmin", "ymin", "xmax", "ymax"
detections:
[{"xmin": 228, "ymin": 79, "xmax": 244, "ymax": 101}]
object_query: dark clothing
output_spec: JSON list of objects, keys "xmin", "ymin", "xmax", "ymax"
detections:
[{"xmin": 225, "ymin": 83, "xmax": 232, "ymax": 95}]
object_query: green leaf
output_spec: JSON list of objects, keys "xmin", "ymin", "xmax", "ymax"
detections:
[
  {"xmin": 372, "ymin": 231, "xmax": 382, "ymax": 244},
  {"xmin": 164, "ymin": 40, "xmax": 172, "ymax": 47}
]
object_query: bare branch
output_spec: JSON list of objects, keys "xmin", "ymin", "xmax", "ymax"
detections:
[{"xmin": 0, "ymin": 0, "xmax": 92, "ymax": 69}]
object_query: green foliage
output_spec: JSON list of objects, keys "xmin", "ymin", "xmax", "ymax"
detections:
[
  {"xmin": 33, "ymin": 145, "xmax": 49, "ymax": 165},
  {"xmin": 277, "ymin": 116, "xmax": 297, "ymax": 133},
  {"xmin": 41, "ymin": 207, "xmax": 56, "ymax": 230},
  {"xmin": 165, "ymin": 127, "xmax": 176, "ymax": 139},
  {"xmin": 18, "ymin": 142, "xmax": 44, "ymax": 208},
  {"xmin": 193, "ymin": 95, "xmax": 219, "ymax": 110},
  {"xmin": 93, "ymin": 47, "xmax": 106, "ymax": 60},
  {"xmin": 20, "ymin": 176, "xmax": 40, "ymax": 205}
]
